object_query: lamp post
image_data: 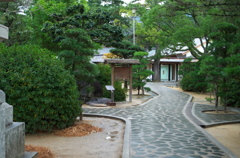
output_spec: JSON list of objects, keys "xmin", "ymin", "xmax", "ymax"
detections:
[{"xmin": 132, "ymin": 8, "xmax": 136, "ymax": 45}]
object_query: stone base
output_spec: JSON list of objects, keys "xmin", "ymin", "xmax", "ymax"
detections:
[
  {"xmin": 5, "ymin": 122, "xmax": 25, "ymax": 158},
  {"xmin": 0, "ymin": 107, "xmax": 5, "ymax": 158},
  {"xmin": 107, "ymin": 102, "xmax": 116, "ymax": 106}
]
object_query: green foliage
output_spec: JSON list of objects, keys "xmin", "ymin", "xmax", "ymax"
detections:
[
  {"xmin": 110, "ymin": 40, "xmax": 145, "ymax": 59},
  {"xmin": 205, "ymin": 97, "xmax": 214, "ymax": 103},
  {"xmin": 42, "ymin": 4, "xmax": 124, "ymax": 96},
  {"xmin": 223, "ymin": 80, "xmax": 240, "ymax": 107},
  {"xmin": 25, "ymin": 0, "xmax": 75, "ymax": 52},
  {"xmin": 103, "ymin": 81, "xmax": 126, "ymax": 101},
  {"xmin": 199, "ymin": 22, "xmax": 240, "ymax": 109},
  {"xmin": 95, "ymin": 64, "xmax": 111, "ymax": 86},
  {"xmin": 0, "ymin": 2, "xmax": 31, "ymax": 46},
  {"xmin": 0, "ymin": 44, "xmax": 81, "ymax": 133},
  {"xmin": 179, "ymin": 58, "xmax": 207, "ymax": 92},
  {"xmin": 180, "ymin": 73, "xmax": 207, "ymax": 92},
  {"xmin": 132, "ymin": 51, "xmax": 154, "ymax": 95},
  {"xmin": 95, "ymin": 64, "xmax": 126, "ymax": 101}
]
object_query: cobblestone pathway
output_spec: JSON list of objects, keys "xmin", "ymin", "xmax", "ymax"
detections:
[{"xmin": 83, "ymin": 83, "xmax": 230, "ymax": 158}]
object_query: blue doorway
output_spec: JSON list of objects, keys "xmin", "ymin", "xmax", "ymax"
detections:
[{"xmin": 161, "ymin": 65, "xmax": 169, "ymax": 81}]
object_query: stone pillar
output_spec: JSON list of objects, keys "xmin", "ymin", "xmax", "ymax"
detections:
[{"xmin": 0, "ymin": 90, "xmax": 6, "ymax": 158}]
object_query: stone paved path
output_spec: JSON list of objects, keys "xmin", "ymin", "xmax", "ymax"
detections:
[{"xmin": 83, "ymin": 83, "xmax": 230, "ymax": 158}]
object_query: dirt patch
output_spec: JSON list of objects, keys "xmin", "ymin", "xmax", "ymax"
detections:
[
  {"xmin": 205, "ymin": 124, "xmax": 240, "ymax": 158},
  {"xmin": 25, "ymin": 117, "xmax": 125, "ymax": 158},
  {"xmin": 26, "ymin": 121, "xmax": 103, "ymax": 157}
]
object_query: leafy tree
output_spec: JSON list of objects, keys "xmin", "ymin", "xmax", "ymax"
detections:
[
  {"xmin": 25, "ymin": 0, "xmax": 76, "ymax": 52},
  {"xmin": 0, "ymin": 1, "xmax": 31, "ymax": 46},
  {"xmin": 200, "ymin": 22, "xmax": 240, "ymax": 111},
  {"xmin": 110, "ymin": 40, "xmax": 145, "ymax": 59},
  {"xmin": 132, "ymin": 51, "xmax": 154, "ymax": 95},
  {"xmin": 138, "ymin": 0, "xmax": 240, "ymax": 81},
  {"xmin": 200, "ymin": 0, "xmax": 240, "ymax": 20},
  {"xmin": 109, "ymin": 40, "xmax": 145, "ymax": 89},
  {"xmin": 142, "ymin": 1, "xmax": 214, "ymax": 58},
  {"xmin": 0, "ymin": 44, "xmax": 81, "ymax": 133},
  {"xmin": 42, "ymin": 3, "xmax": 124, "ymax": 97},
  {"xmin": 95, "ymin": 63, "xmax": 112, "ymax": 86},
  {"xmin": 136, "ymin": 17, "xmax": 169, "ymax": 81}
]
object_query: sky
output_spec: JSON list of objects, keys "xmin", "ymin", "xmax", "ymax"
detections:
[{"xmin": 123, "ymin": 0, "xmax": 145, "ymax": 4}]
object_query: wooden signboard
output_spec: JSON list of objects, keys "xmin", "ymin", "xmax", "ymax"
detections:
[{"xmin": 114, "ymin": 67, "xmax": 131, "ymax": 81}]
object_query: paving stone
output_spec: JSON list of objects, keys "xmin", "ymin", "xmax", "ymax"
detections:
[
  {"xmin": 174, "ymin": 149, "xmax": 195, "ymax": 154},
  {"xmin": 207, "ymin": 156, "xmax": 223, "ymax": 158},
  {"xmin": 163, "ymin": 155, "xmax": 183, "ymax": 158},
  {"xmin": 186, "ymin": 156, "xmax": 202, "ymax": 158}
]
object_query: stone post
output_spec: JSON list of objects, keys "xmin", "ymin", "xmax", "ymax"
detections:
[{"xmin": 0, "ymin": 90, "xmax": 6, "ymax": 158}]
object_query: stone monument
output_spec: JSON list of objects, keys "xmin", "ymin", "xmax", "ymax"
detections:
[{"xmin": 0, "ymin": 90, "xmax": 37, "ymax": 158}]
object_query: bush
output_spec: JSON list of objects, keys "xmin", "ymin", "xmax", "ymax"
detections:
[
  {"xmin": 95, "ymin": 63, "xmax": 111, "ymax": 86},
  {"xmin": 0, "ymin": 44, "xmax": 81, "ymax": 133},
  {"xmin": 180, "ymin": 72, "xmax": 207, "ymax": 92},
  {"xmin": 179, "ymin": 58, "xmax": 207, "ymax": 92},
  {"xmin": 103, "ymin": 81, "xmax": 126, "ymax": 101}
]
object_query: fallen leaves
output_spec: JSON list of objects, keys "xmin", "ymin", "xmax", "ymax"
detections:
[
  {"xmin": 54, "ymin": 122, "xmax": 103, "ymax": 137},
  {"xmin": 25, "ymin": 145, "xmax": 54, "ymax": 158}
]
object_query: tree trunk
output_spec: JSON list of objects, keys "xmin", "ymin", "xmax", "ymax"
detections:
[
  {"xmin": 153, "ymin": 59, "xmax": 160, "ymax": 82},
  {"xmin": 142, "ymin": 87, "xmax": 145, "ymax": 95},
  {"xmin": 215, "ymin": 84, "xmax": 219, "ymax": 113},
  {"xmin": 223, "ymin": 79, "xmax": 228, "ymax": 113}
]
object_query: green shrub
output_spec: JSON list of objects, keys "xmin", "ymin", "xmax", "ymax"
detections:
[
  {"xmin": 95, "ymin": 63, "xmax": 111, "ymax": 86},
  {"xmin": 0, "ymin": 44, "xmax": 81, "ymax": 133},
  {"xmin": 180, "ymin": 72, "xmax": 207, "ymax": 92},
  {"xmin": 179, "ymin": 58, "xmax": 207, "ymax": 92},
  {"xmin": 103, "ymin": 81, "xmax": 126, "ymax": 101}
]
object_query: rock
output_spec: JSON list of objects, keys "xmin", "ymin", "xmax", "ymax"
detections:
[{"xmin": 86, "ymin": 97, "xmax": 111, "ymax": 105}]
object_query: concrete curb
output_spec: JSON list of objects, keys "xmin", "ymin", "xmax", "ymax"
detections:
[
  {"xmin": 182, "ymin": 94, "xmax": 238, "ymax": 158},
  {"xmin": 83, "ymin": 113, "xmax": 131, "ymax": 158}
]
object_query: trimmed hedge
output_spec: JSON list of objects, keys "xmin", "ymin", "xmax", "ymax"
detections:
[{"xmin": 0, "ymin": 44, "xmax": 81, "ymax": 133}]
